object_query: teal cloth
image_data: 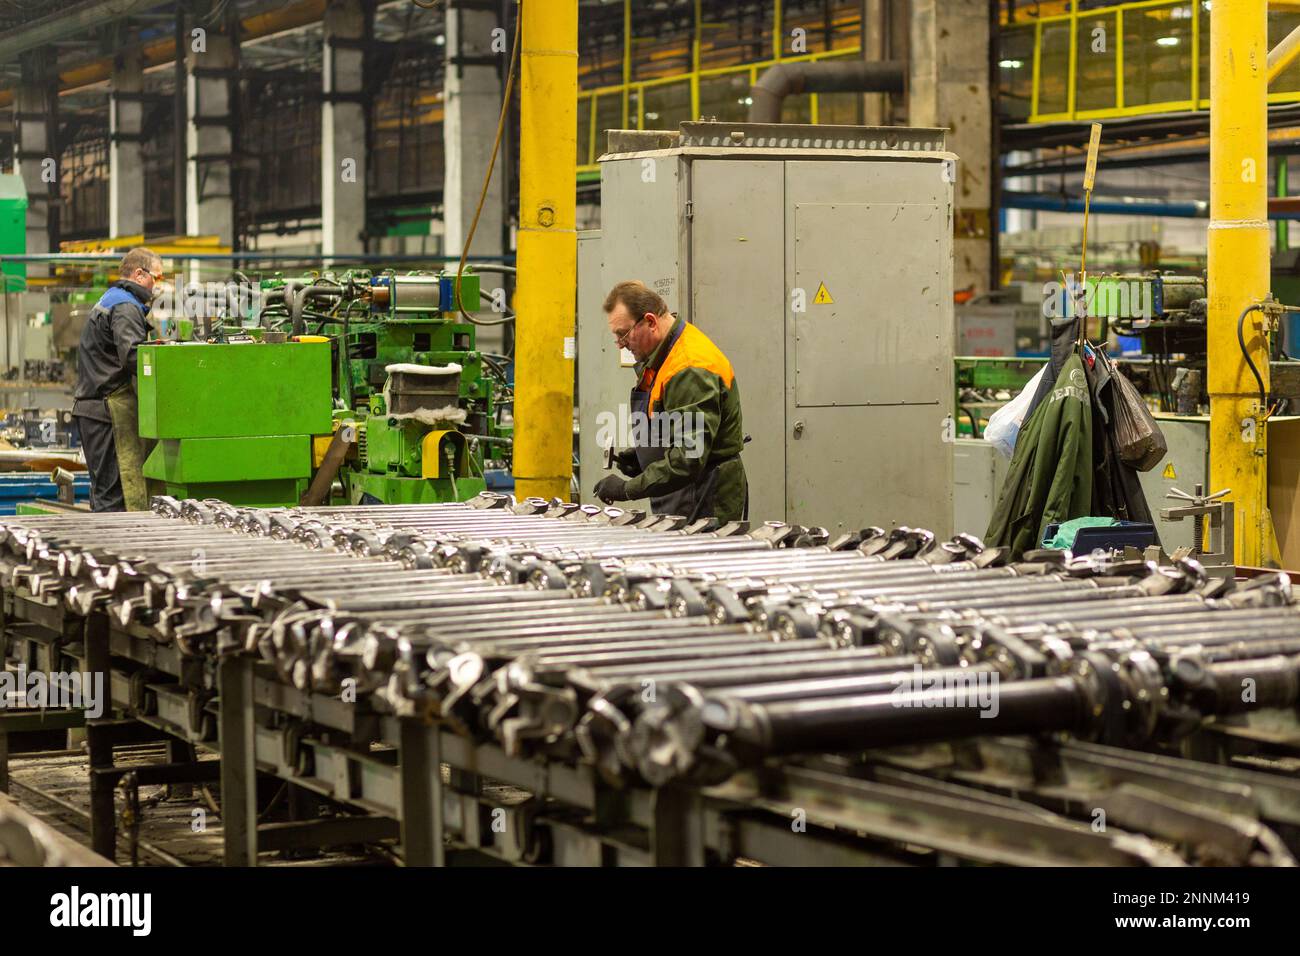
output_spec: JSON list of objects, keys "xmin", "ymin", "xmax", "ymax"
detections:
[{"xmin": 1042, "ymin": 516, "xmax": 1120, "ymax": 550}]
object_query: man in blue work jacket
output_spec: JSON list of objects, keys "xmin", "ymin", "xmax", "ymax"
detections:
[{"xmin": 71, "ymin": 247, "xmax": 162, "ymax": 511}]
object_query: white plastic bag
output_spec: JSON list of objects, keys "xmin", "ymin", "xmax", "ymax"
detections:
[{"xmin": 983, "ymin": 363, "xmax": 1048, "ymax": 459}]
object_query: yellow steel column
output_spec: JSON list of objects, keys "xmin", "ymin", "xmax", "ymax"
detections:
[
  {"xmin": 514, "ymin": 0, "xmax": 578, "ymax": 501},
  {"xmin": 1209, "ymin": 0, "xmax": 1275, "ymax": 565}
]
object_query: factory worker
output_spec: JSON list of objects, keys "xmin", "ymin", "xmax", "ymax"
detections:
[
  {"xmin": 71, "ymin": 247, "xmax": 162, "ymax": 511},
  {"xmin": 594, "ymin": 280, "xmax": 748, "ymax": 522}
]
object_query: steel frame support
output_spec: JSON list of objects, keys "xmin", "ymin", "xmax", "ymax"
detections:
[
  {"xmin": 398, "ymin": 718, "xmax": 445, "ymax": 866},
  {"xmin": 218, "ymin": 653, "xmax": 258, "ymax": 866}
]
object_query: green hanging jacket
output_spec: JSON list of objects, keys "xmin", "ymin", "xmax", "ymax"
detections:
[{"xmin": 985, "ymin": 351, "xmax": 1094, "ymax": 560}]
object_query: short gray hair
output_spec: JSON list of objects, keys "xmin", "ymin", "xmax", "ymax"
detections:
[{"xmin": 119, "ymin": 247, "xmax": 162, "ymax": 279}]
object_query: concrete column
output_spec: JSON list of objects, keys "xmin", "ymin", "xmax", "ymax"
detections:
[
  {"xmin": 185, "ymin": 28, "xmax": 236, "ymax": 246},
  {"xmin": 861, "ymin": 0, "xmax": 886, "ymax": 126},
  {"xmin": 444, "ymin": 2, "xmax": 505, "ymax": 349},
  {"xmin": 322, "ymin": 0, "xmax": 368, "ymax": 258},
  {"xmin": 11, "ymin": 50, "xmax": 54, "ymax": 352},
  {"xmin": 444, "ymin": 3, "xmax": 504, "ymax": 264},
  {"xmin": 109, "ymin": 49, "xmax": 146, "ymax": 238},
  {"xmin": 911, "ymin": 0, "xmax": 992, "ymax": 296}
]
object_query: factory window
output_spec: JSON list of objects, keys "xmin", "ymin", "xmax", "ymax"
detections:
[
  {"xmin": 143, "ymin": 124, "xmax": 176, "ymax": 232},
  {"xmin": 578, "ymin": 3, "xmax": 625, "ymax": 90},
  {"xmin": 698, "ymin": 1, "xmax": 776, "ymax": 70},
  {"xmin": 577, "ymin": 97, "xmax": 594, "ymax": 166},
  {"xmin": 781, "ymin": 93, "xmax": 812, "ymax": 125},
  {"xmin": 1075, "ymin": 13, "xmax": 1119, "ymax": 113},
  {"xmin": 998, "ymin": 25, "xmax": 1034, "ymax": 121},
  {"xmin": 370, "ymin": 51, "xmax": 445, "ymax": 200},
  {"xmin": 781, "ymin": 0, "xmax": 861, "ymax": 56},
  {"xmin": 241, "ymin": 73, "xmax": 321, "ymax": 225},
  {"xmin": 59, "ymin": 127, "xmax": 108, "ymax": 241},
  {"xmin": 1036, "ymin": 20, "xmax": 1072, "ymax": 116},
  {"xmin": 643, "ymin": 80, "xmax": 692, "ymax": 131},
  {"xmin": 698, "ymin": 72, "xmax": 752, "ymax": 124},
  {"xmin": 631, "ymin": 1, "xmax": 694, "ymax": 82},
  {"xmin": 1122, "ymin": 2, "xmax": 1192, "ymax": 108},
  {"xmin": 594, "ymin": 92, "xmax": 624, "ymax": 150},
  {"xmin": 816, "ymin": 91, "xmax": 864, "ymax": 127}
]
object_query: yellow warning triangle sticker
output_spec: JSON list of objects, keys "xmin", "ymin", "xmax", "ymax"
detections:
[
  {"xmin": 813, "ymin": 282, "xmax": 834, "ymax": 305},
  {"xmin": 1162, "ymin": 462, "xmax": 1176, "ymax": 480}
]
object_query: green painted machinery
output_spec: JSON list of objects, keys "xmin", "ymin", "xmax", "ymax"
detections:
[
  {"xmin": 0, "ymin": 174, "xmax": 26, "ymax": 295},
  {"xmin": 136, "ymin": 341, "xmax": 333, "ymax": 505},
  {"xmin": 257, "ymin": 270, "xmax": 511, "ymax": 505}
]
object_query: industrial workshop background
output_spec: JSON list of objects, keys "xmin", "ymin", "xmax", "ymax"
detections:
[{"xmin": 0, "ymin": 0, "xmax": 1296, "ymax": 908}]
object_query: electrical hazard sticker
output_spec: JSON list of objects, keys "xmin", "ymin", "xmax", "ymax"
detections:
[
  {"xmin": 813, "ymin": 282, "xmax": 834, "ymax": 305},
  {"xmin": 1162, "ymin": 462, "xmax": 1176, "ymax": 480}
]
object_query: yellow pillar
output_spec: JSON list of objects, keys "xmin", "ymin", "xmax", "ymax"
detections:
[
  {"xmin": 1208, "ymin": 0, "xmax": 1276, "ymax": 566},
  {"xmin": 513, "ymin": 1, "xmax": 578, "ymax": 501}
]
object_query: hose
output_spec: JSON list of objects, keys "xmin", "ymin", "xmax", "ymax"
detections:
[{"xmin": 1237, "ymin": 303, "xmax": 1269, "ymax": 419}]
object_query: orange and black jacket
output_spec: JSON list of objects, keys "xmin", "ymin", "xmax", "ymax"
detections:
[{"xmin": 624, "ymin": 315, "xmax": 747, "ymax": 521}]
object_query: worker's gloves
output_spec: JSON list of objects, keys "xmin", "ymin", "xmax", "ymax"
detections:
[
  {"xmin": 612, "ymin": 447, "xmax": 643, "ymax": 478},
  {"xmin": 593, "ymin": 475, "xmax": 630, "ymax": 503}
]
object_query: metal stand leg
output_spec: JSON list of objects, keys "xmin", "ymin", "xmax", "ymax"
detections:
[
  {"xmin": 166, "ymin": 739, "xmax": 197, "ymax": 800},
  {"xmin": 399, "ymin": 719, "xmax": 444, "ymax": 867},
  {"xmin": 86, "ymin": 719, "xmax": 116, "ymax": 862},
  {"xmin": 218, "ymin": 655, "xmax": 258, "ymax": 866},
  {"xmin": 650, "ymin": 785, "xmax": 706, "ymax": 866},
  {"xmin": 84, "ymin": 613, "xmax": 110, "ymax": 704}
]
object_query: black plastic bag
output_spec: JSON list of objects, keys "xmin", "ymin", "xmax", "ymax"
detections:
[{"xmin": 1108, "ymin": 357, "xmax": 1166, "ymax": 471}]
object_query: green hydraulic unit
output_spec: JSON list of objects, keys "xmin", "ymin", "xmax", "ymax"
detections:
[
  {"xmin": 136, "ymin": 341, "xmax": 333, "ymax": 505},
  {"xmin": 258, "ymin": 269, "xmax": 511, "ymax": 506}
]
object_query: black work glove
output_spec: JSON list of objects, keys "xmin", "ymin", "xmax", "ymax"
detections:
[
  {"xmin": 612, "ymin": 447, "xmax": 643, "ymax": 478},
  {"xmin": 593, "ymin": 475, "xmax": 630, "ymax": 504}
]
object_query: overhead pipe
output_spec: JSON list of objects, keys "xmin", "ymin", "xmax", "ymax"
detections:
[
  {"xmin": 747, "ymin": 60, "xmax": 906, "ymax": 124},
  {"xmin": 1001, "ymin": 192, "xmax": 1209, "ymax": 218}
]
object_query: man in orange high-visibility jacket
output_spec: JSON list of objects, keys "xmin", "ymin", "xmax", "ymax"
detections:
[{"xmin": 593, "ymin": 280, "xmax": 748, "ymax": 521}]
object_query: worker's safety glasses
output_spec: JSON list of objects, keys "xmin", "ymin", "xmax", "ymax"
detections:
[{"xmin": 614, "ymin": 317, "xmax": 643, "ymax": 347}]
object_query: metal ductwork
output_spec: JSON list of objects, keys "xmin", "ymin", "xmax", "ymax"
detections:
[{"xmin": 747, "ymin": 60, "xmax": 906, "ymax": 124}]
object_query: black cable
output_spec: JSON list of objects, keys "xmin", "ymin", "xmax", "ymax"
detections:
[{"xmin": 1238, "ymin": 303, "xmax": 1269, "ymax": 417}]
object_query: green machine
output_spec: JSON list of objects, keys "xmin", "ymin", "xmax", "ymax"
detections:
[
  {"xmin": 137, "ymin": 341, "xmax": 333, "ymax": 505},
  {"xmin": 0, "ymin": 174, "xmax": 26, "ymax": 294},
  {"xmin": 257, "ymin": 270, "xmax": 511, "ymax": 505},
  {"xmin": 129, "ymin": 268, "xmax": 510, "ymax": 508}
]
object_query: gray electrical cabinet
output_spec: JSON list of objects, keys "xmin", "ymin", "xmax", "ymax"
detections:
[{"xmin": 578, "ymin": 121, "xmax": 957, "ymax": 535}]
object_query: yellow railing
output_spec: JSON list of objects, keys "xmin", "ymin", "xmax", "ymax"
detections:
[
  {"xmin": 575, "ymin": 0, "xmax": 866, "ymax": 172},
  {"xmin": 578, "ymin": 47, "xmax": 863, "ymax": 171},
  {"xmin": 1003, "ymin": 0, "xmax": 1300, "ymax": 123}
]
